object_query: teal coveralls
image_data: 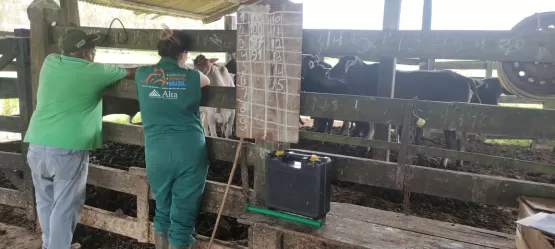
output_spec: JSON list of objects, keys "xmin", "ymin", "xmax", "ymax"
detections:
[{"xmin": 135, "ymin": 57, "xmax": 209, "ymax": 247}]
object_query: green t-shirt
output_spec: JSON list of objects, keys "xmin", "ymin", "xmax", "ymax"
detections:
[
  {"xmin": 135, "ymin": 57, "xmax": 207, "ymax": 165},
  {"xmin": 23, "ymin": 54, "xmax": 127, "ymax": 150}
]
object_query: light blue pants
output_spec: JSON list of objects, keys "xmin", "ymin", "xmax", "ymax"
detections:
[{"xmin": 27, "ymin": 144, "xmax": 89, "ymax": 249}]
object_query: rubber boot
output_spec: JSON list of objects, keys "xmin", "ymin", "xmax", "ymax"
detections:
[{"xmin": 155, "ymin": 231, "xmax": 169, "ymax": 249}]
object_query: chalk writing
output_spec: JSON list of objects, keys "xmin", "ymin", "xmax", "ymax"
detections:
[
  {"xmin": 499, "ymin": 38, "xmax": 525, "ymax": 55},
  {"xmin": 304, "ymin": 30, "xmax": 555, "ymax": 62},
  {"xmin": 235, "ymin": 3, "xmax": 302, "ymax": 143},
  {"xmin": 54, "ymin": 27, "xmax": 236, "ymax": 52}
]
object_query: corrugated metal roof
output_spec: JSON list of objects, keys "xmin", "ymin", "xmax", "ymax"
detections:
[{"xmin": 80, "ymin": 0, "xmax": 260, "ymax": 23}]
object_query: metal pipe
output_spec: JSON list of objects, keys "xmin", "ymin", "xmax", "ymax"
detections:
[{"xmin": 245, "ymin": 204, "xmax": 323, "ymax": 227}]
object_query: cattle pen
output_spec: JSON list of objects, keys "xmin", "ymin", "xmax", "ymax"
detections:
[{"xmin": 1, "ymin": 0, "xmax": 555, "ymax": 248}]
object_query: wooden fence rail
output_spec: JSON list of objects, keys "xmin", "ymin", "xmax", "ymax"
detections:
[
  {"xmin": 103, "ymin": 80, "xmax": 555, "ymax": 140},
  {"xmin": 0, "ymin": 30, "xmax": 36, "ymax": 221},
  {"xmin": 94, "ymin": 121, "xmax": 555, "ymax": 208},
  {"xmin": 51, "ymin": 26, "xmax": 555, "ymax": 63}
]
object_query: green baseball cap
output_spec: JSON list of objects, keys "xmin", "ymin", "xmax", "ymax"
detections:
[{"xmin": 60, "ymin": 29, "xmax": 100, "ymax": 54}]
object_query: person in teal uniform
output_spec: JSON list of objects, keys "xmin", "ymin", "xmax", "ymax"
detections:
[{"xmin": 134, "ymin": 27, "xmax": 210, "ymax": 249}]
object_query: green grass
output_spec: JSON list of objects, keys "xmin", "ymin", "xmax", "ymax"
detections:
[
  {"xmin": 102, "ymin": 114, "xmax": 130, "ymax": 124},
  {"xmin": 102, "ymin": 113, "xmax": 142, "ymax": 124},
  {"xmin": 0, "ymin": 99, "xmax": 18, "ymax": 115},
  {"xmin": 484, "ymin": 139, "xmax": 531, "ymax": 146}
]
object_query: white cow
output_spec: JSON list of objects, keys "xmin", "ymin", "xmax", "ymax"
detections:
[{"xmin": 193, "ymin": 55, "xmax": 236, "ymax": 138}]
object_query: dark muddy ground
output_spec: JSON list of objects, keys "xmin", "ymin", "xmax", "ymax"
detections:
[{"xmin": 0, "ymin": 123, "xmax": 553, "ymax": 248}]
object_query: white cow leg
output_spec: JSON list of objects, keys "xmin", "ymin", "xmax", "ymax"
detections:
[
  {"xmin": 209, "ymin": 121, "xmax": 218, "ymax": 137},
  {"xmin": 200, "ymin": 111, "xmax": 210, "ymax": 136},
  {"xmin": 225, "ymin": 111, "xmax": 235, "ymax": 139},
  {"xmin": 367, "ymin": 122, "xmax": 375, "ymax": 140},
  {"xmin": 205, "ymin": 112, "xmax": 219, "ymax": 137}
]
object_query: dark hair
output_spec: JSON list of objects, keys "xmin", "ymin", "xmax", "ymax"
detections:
[{"xmin": 157, "ymin": 26, "xmax": 194, "ymax": 58}]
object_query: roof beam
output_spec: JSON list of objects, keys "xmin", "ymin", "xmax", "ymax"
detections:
[{"xmin": 112, "ymin": 0, "xmax": 209, "ymax": 19}]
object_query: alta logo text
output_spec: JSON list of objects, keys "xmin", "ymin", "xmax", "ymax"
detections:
[{"xmin": 149, "ymin": 89, "xmax": 178, "ymax": 99}]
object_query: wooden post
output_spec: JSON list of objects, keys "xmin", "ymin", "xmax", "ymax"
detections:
[
  {"xmin": 249, "ymin": 223, "xmax": 283, "ymax": 249},
  {"xmin": 26, "ymin": 0, "xmax": 62, "ymax": 233},
  {"xmin": 419, "ymin": 0, "xmax": 433, "ymax": 139},
  {"xmin": 129, "ymin": 167, "xmax": 150, "ymax": 242},
  {"xmin": 372, "ymin": 0, "xmax": 402, "ymax": 161},
  {"xmin": 532, "ymin": 100, "xmax": 555, "ymax": 151},
  {"xmin": 27, "ymin": 0, "xmax": 62, "ymax": 109},
  {"xmin": 224, "ymin": 15, "xmax": 237, "ymax": 62},
  {"xmin": 59, "ymin": 0, "xmax": 80, "ymax": 26},
  {"xmin": 485, "ymin": 61, "xmax": 494, "ymax": 78},
  {"xmin": 235, "ymin": 0, "xmax": 303, "ymax": 205},
  {"xmin": 14, "ymin": 29, "xmax": 36, "ymax": 224},
  {"xmin": 419, "ymin": 0, "xmax": 434, "ymax": 71}
]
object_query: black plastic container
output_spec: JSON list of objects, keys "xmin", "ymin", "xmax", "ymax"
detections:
[{"xmin": 265, "ymin": 150, "xmax": 332, "ymax": 220}]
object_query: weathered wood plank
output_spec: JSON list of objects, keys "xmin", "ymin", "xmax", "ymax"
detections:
[
  {"xmin": 51, "ymin": 27, "xmax": 555, "ymax": 62},
  {"xmin": 290, "ymin": 148, "xmax": 555, "ymax": 208},
  {"xmin": 0, "ymin": 77, "xmax": 18, "ymax": 99},
  {"xmin": 0, "ymin": 62, "xmax": 16, "ymax": 72},
  {"xmin": 0, "ymin": 115, "xmax": 20, "ymax": 132},
  {"xmin": 52, "ymin": 26, "xmax": 237, "ymax": 52},
  {"xmin": 102, "ymin": 122, "xmax": 144, "ymax": 145},
  {"xmin": 103, "ymin": 120, "xmax": 247, "ymax": 163},
  {"xmin": 303, "ymin": 92, "xmax": 555, "ymax": 139},
  {"xmin": 250, "ymin": 213, "xmax": 491, "ymax": 249},
  {"xmin": 88, "ymin": 164, "xmax": 139, "ymax": 195},
  {"xmin": 414, "ymin": 100, "xmax": 555, "ymax": 139},
  {"xmin": 0, "ymin": 141, "xmax": 21, "ymax": 152},
  {"xmin": 0, "ymin": 50, "xmax": 17, "ymax": 71},
  {"xmin": 250, "ymin": 223, "xmax": 283, "ymax": 249},
  {"xmin": 300, "ymin": 131, "xmax": 555, "ymax": 175},
  {"xmin": 0, "ymin": 151, "xmax": 26, "ymax": 171},
  {"xmin": 300, "ymin": 131, "xmax": 402, "ymax": 151},
  {"xmin": 0, "ymin": 39, "xmax": 17, "ymax": 54},
  {"xmin": 80, "ymin": 205, "xmax": 142, "ymax": 239},
  {"xmin": 329, "ymin": 202, "xmax": 514, "ymax": 249},
  {"xmin": 104, "ymin": 80, "xmax": 235, "ymax": 109},
  {"xmin": 499, "ymin": 95, "xmax": 542, "ymax": 104},
  {"xmin": 80, "ymin": 206, "xmax": 246, "ymax": 248},
  {"xmin": 303, "ymin": 29, "xmax": 555, "ymax": 63},
  {"xmin": 433, "ymin": 61, "xmax": 488, "ymax": 70},
  {"xmin": 242, "ymin": 202, "xmax": 514, "ymax": 249},
  {"xmin": 102, "ymin": 122, "xmax": 555, "ymax": 207},
  {"xmin": 0, "ymin": 187, "xmax": 25, "ymax": 208},
  {"xmin": 103, "ymin": 84, "xmax": 555, "ymax": 139},
  {"xmin": 87, "ymin": 164, "xmax": 248, "ymax": 218},
  {"xmin": 0, "ymin": 31, "xmax": 14, "ymax": 37},
  {"xmin": 410, "ymin": 144, "xmax": 555, "ymax": 174}
]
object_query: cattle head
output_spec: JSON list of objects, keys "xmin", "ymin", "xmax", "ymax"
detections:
[
  {"xmin": 225, "ymin": 57, "xmax": 237, "ymax": 74},
  {"xmin": 193, "ymin": 54, "xmax": 219, "ymax": 75},
  {"xmin": 329, "ymin": 55, "xmax": 361, "ymax": 79},
  {"xmin": 224, "ymin": 57, "xmax": 237, "ymax": 86},
  {"xmin": 301, "ymin": 54, "xmax": 347, "ymax": 93},
  {"xmin": 302, "ymin": 54, "xmax": 326, "ymax": 78}
]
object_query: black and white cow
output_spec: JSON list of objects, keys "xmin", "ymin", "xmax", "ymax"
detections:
[
  {"xmin": 301, "ymin": 54, "xmax": 350, "ymax": 134},
  {"xmin": 225, "ymin": 57, "xmax": 237, "ymax": 86},
  {"xmin": 330, "ymin": 56, "xmax": 479, "ymax": 166}
]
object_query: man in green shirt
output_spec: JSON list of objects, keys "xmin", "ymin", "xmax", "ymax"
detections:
[{"xmin": 23, "ymin": 29, "xmax": 136, "ymax": 249}]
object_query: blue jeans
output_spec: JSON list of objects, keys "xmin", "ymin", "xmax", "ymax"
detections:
[{"xmin": 27, "ymin": 144, "xmax": 89, "ymax": 249}]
